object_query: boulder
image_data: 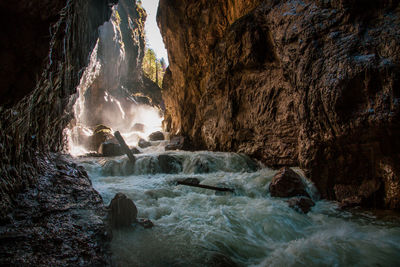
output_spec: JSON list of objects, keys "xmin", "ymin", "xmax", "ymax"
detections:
[
  {"xmin": 130, "ymin": 147, "xmax": 141, "ymax": 154},
  {"xmin": 137, "ymin": 218, "xmax": 154, "ymax": 229},
  {"xmin": 158, "ymin": 154, "xmax": 182, "ymax": 174},
  {"xmin": 138, "ymin": 138, "xmax": 152, "ymax": 148},
  {"xmin": 269, "ymin": 167, "xmax": 310, "ymax": 198},
  {"xmin": 204, "ymin": 253, "xmax": 238, "ymax": 267},
  {"xmin": 91, "ymin": 125, "xmax": 113, "ymax": 151},
  {"xmin": 148, "ymin": 131, "xmax": 164, "ymax": 141},
  {"xmin": 98, "ymin": 141, "xmax": 124, "ymax": 156},
  {"xmin": 131, "ymin": 123, "xmax": 145, "ymax": 132},
  {"xmin": 165, "ymin": 136, "xmax": 185, "ymax": 151},
  {"xmin": 287, "ymin": 197, "xmax": 315, "ymax": 213},
  {"xmin": 108, "ymin": 193, "xmax": 137, "ymax": 228}
]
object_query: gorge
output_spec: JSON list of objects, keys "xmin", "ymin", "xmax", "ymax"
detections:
[{"xmin": 0, "ymin": 0, "xmax": 399, "ymax": 266}]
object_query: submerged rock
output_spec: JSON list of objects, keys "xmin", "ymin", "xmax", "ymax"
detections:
[
  {"xmin": 148, "ymin": 131, "xmax": 164, "ymax": 141},
  {"xmin": 204, "ymin": 252, "xmax": 238, "ymax": 267},
  {"xmin": 287, "ymin": 197, "xmax": 315, "ymax": 214},
  {"xmin": 108, "ymin": 193, "xmax": 138, "ymax": 228},
  {"xmin": 138, "ymin": 138, "xmax": 152, "ymax": 148},
  {"xmin": 269, "ymin": 167, "xmax": 309, "ymax": 198}
]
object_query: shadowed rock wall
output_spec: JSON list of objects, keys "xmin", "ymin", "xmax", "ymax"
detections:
[
  {"xmin": 0, "ymin": 0, "xmax": 117, "ymax": 218},
  {"xmin": 158, "ymin": 0, "xmax": 400, "ymax": 208}
]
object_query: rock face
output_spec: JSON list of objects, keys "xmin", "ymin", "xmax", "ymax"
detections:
[
  {"xmin": 79, "ymin": 0, "xmax": 162, "ymax": 129},
  {"xmin": 269, "ymin": 167, "xmax": 310, "ymax": 198},
  {"xmin": 0, "ymin": 0, "xmax": 117, "ymax": 264},
  {"xmin": 158, "ymin": 0, "xmax": 400, "ymax": 209},
  {"xmin": 0, "ymin": 154, "xmax": 111, "ymax": 265}
]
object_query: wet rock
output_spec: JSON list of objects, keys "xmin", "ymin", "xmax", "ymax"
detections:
[
  {"xmin": 98, "ymin": 141, "xmax": 124, "ymax": 157},
  {"xmin": 131, "ymin": 123, "xmax": 145, "ymax": 132},
  {"xmin": 91, "ymin": 125, "xmax": 114, "ymax": 151},
  {"xmin": 158, "ymin": 154, "xmax": 183, "ymax": 174},
  {"xmin": 148, "ymin": 131, "xmax": 164, "ymax": 141},
  {"xmin": 130, "ymin": 147, "xmax": 141, "ymax": 154},
  {"xmin": 138, "ymin": 138, "xmax": 152, "ymax": 149},
  {"xmin": 335, "ymin": 178, "xmax": 383, "ymax": 208},
  {"xmin": 108, "ymin": 193, "xmax": 138, "ymax": 228},
  {"xmin": 287, "ymin": 197, "xmax": 315, "ymax": 214},
  {"xmin": 204, "ymin": 252, "xmax": 238, "ymax": 267},
  {"xmin": 165, "ymin": 136, "xmax": 186, "ymax": 151},
  {"xmin": 158, "ymin": 0, "xmax": 400, "ymax": 209},
  {"xmin": 137, "ymin": 218, "xmax": 154, "ymax": 229},
  {"xmin": 269, "ymin": 167, "xmax": 310, "ymax": 198}
]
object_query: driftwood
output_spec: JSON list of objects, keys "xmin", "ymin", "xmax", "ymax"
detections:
[
  {"xmin": 177, "ymin": 181, "xmax": 234, "ymax": 193},
  {"xmin": 114, "ymin": 131, "xmax": 136, "ymax": 164}
]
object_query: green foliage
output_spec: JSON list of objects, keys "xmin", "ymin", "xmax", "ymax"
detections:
[{"xmin": 143, "ymin": 48, "xmax": 166, "ymax": 88}]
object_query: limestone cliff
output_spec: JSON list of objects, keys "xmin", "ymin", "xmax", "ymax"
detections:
[
  {"xmin": 81, "ymin": 0, "xmax": 163, "ymax": 127},
  {"xmin": 0, "ymin": 0, "xmax": 116, "ymax": 264},
  {"xmin": 158, "ymin": 0, "xmax": 400, "ymax": 209}
]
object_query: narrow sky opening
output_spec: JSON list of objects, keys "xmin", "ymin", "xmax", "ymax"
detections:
[{"xmin": 141, "ymin": 0, "xmax": 169, "ymax": 65}]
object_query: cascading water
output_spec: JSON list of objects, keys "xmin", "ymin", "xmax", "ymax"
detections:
[
  {"xmin": 77, "ymin": 147, "xmax": 400, "ymax": 266},
  {"xmin": 65, "ymin": 2, "xmax": 400, "ymax": 266},
  {"xmin": 66, "ymin": 4, "xmax": 163, "ymax": 157}
]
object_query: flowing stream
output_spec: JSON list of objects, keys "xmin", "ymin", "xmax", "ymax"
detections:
[{"xmin": 77, "ymin": 145, "xmax": 400, "ymax": 267}]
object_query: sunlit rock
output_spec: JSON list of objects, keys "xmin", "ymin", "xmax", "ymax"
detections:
[{"xmin": 148, "ymin": 131, "xmax": 164, "ymax": 141}]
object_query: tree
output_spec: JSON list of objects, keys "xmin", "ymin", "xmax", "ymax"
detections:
[{"xmin": 142, "ymin": 48, "xmax": 166, "ymax": 88}]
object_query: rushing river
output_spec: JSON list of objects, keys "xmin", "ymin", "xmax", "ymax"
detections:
[{"xmin": 77, "ymin": 145, "xmax": 400, "ymax": 267}]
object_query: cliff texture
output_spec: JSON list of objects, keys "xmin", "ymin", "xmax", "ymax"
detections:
[
  {"xmin": 158, "ymin": 0, "xmax": 400, "ymax": 209},
  {"xmin": 81, "ymin": 0, "xmax": 162, "ymax": 127},
  {"xmin": 0, "ymin": 0, "xmax": 117, "ymax": 264}
]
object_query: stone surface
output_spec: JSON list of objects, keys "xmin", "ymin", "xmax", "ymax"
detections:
[
  {"xmin": 165, "ymin": 136, "xmax": 186, "ymax": 151},
  {"xmin": 148, "ymin": 131, "xmax": 165, "ymax": 141},
  {"xmin": 108, "ymin": 193, "xmax": 138, "ymax": 228},
  {"xmin": 158, "ymin": 154, "xmax": 183, "ymax": 174},
  {"xmin": 80, "ymin": 0, "xmax": 163, "ymax": 128},
  {"xmin": 0, "ymin": 0, "xmax": 116, "ymax": 264},
  {"xmin": 287, "ymin": 197, "xmax": 315, "ymax": 214},
  {"xmin": 138, "ymin": 138, "xmax": 152, "ymax": 148},
  {"xmin": 91, "ymin": 125, "xmax": 114, "ymax": 151},
  {"xmin": 0, "ymin": 154, "xmax": 111, "ymax": 266},
  {"xmin": 98, "ymin": 141, "xmax": 124, "ymax": 157},
  {"xmin": 269, "ymin": 167, "xmax": 310, "ymax": 198},
  {"xmin": 158, "ymin": 0, "xmax": 400, "ymax": 209}
]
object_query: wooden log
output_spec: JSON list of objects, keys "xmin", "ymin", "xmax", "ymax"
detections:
[
  {"xmin": 114, "ymin": 131, "xmax": 136, "ymax": 164},
  {"xmin": 177, "ymin": 181, "xmax": 234, "ymax": 192}
]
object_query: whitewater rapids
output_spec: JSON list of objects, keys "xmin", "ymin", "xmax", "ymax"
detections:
[{"xmin": 77, "ymin": 149, "xmax": 400, "ymax": 266}]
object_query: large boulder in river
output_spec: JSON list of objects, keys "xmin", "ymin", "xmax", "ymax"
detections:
[
  {"xmin": 148, "ymin": 131, "xmax": 164, "ymax": 141},
  {"xmin": 269, "ymin": 167, "xmax": 310, "ymax": 198},
  {"xmin": 138, "ymin": 138, "xmax": 152, "ymax": 148},
  {"xmin": 91, "ymin": 125, "xmax": 114, "ymax": 151},
  {"xmin": 108, "ymin": 193, "xmax": 138, "ymax": 228},
  {"xmin": 287, "ymin": 197, "xmax": 315, "ymax": 214},
  {"xmin": 98, "ymin": 141, "xmax": 123, "ymax": 156}
]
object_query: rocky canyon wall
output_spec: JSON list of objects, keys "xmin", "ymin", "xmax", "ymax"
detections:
[
  {"xmin": 80, "ymin": 0, "xmax": 162, "ymax": 128},
  {"xmin": 0, "ymin": 0, "xmax": 117, "ymax": 218},
  {"xmin": 158, "ymin": 0, "xmax": 400, "ymax": 209}
]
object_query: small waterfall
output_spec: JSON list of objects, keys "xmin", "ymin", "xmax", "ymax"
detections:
[{"xmin": 65, "ymin": 4, "xmax": 163, "ymax": 156}]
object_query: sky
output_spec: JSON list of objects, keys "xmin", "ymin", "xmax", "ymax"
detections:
[{"xmin": 141, "ymin": 0, "xmax": 169, "ymax": 65}]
